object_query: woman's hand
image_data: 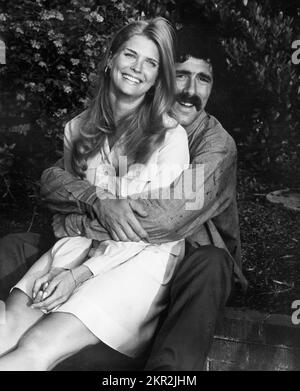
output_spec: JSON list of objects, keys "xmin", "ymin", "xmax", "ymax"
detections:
[
  {"xmin": 52, "ymin": 214, "xmax": 67, "ymax": 239},
  {"xmin": 31, "ymin": 267, "xmax": 77, "ymax": 312},
  {"xmin": 31, "ymin": 265, "xmax": 93, "ymax": 313}
]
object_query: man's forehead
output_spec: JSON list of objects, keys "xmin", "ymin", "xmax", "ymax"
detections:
[{"xmin": 175, "ymin": 56, "xmax": 213, "ymax": 76}]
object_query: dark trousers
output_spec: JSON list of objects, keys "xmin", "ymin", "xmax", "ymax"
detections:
[{"xmin": 0, "ymin": 233, "xmax": 233, "ymax": 371}]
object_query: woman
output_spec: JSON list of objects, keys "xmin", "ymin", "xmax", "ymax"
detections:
[{"xmin": 0, "ymin": 17, "xmax": 189, "ymax": 370}]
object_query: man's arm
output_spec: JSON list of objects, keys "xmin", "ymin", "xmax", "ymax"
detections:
[
  {"xmin": 135, "ymin": 137, "xmax": 237, "ymax": 244},
  {"xmin": 41, "ymin": 125, "xmax": 236, "ymax": 244},
  {"xmin": 40, "ymin": 159, "xmax": 149, "ymax": 242},
  {"xmin": 40, "ymin": 158, "xmax": 98, "ymax": 217},
  {"xmin": 81, "ymin": 136, "xmax": 236, "ymax": 244}
]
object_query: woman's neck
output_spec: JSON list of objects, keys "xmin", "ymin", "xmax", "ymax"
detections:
[{"xmin": 109, "ymin": 87, "xmax": 143, "ymax": 123}]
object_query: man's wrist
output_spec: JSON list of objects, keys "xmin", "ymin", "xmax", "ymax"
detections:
[
  {"xmin": 92, "ymin": 198, "xmax": 102, "ymax": 220},
  {"xmin": 91, "ymin": 190, "xmax": 116, "ymax": 221}
]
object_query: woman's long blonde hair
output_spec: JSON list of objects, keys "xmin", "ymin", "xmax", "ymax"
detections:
[{"xmin": 71, "ymin": 17, "xmax": 176, "ymax": 178}]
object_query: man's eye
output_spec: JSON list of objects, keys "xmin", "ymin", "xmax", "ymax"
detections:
[
  {"xmin": 176, "ymin": 74, "xmax": 187, "ymax": 80},
  {"xmin": 198, "ymin": 76, "xmax": 210, "ymax": 83}
]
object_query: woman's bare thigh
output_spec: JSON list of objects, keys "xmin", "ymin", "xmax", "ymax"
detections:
[
  {"xmin": 0, "ymin": 288, "xmax": 45, "ymax": 354},
  {"xmin": 18, "ymin": 311, "xmax": 99, "ymax": 370}
]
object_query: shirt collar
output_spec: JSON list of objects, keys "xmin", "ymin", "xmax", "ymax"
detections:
[{"xmin": 186, "ymin": 110, "xmax": 208, "ymax": 142}]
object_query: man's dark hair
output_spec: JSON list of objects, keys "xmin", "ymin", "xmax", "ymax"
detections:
[
  {"xmin": 175, "ymin": 25, "xmax": 227, "ymax": 84},
  {"xmin": 175, "ymin": 24, "xmax": 231, "ymax": 125}
]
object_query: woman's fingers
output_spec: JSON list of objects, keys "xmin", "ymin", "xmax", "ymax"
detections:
[
  {"xmin": 32, "ymin": 279, "xmax": 43, "ymax": 300},
  {"xmin": 31, "ymin": 280, "xmax": 59, "ymax": 309},
  {"xmin": 33, "ymin": 290, "xmax": 44, "ymax": 304},
  {"xmin": 32, "ymin": 275, "xmax": 49, "ymax": 301},
  {"xmin": 43, "ymin": 296, "xmax": 67, "ymax": 312},
  {"xmin": 31, "ymin": 270, "xmax": 76, "ymax": 311},
  {"xmin": 41, "ymin": 278, "xmax": 59, "ymax": 300}
]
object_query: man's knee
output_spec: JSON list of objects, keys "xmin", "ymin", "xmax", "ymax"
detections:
[
  {"xmin": 0, "ymin": 233, "xmax": 24, "ymax": 252},
  {"xmin": 0, "ymin": 232, "xmax": 46, "ymax": 249},
  {"xmin": 0, "ymin": 233, "xmax": 41, "ymax": 259},
  {"xmin": 200, "ymin": 245, "xmax": 232, "ymax": 269},
  {"xmin": 0, "ymin": 232, "xmax": 51, "ymax": 271},
  {"xmin": 0, "ymin": 233, "xmax": 48, "ymax": 301},
  {"xmin": 171, "ymin": 245, "xmax": 233, "ymax": 299},
  {"xmin": 0, "ymin": 234, "xmax": 28, "ymax": 275},
  {"xmin": 184, "ymin": 245, "xmax": 232, "ymax": 277}
]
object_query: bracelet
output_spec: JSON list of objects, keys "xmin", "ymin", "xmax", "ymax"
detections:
[{"xmin": 69, "ymin": 269, "xmax": 77, "ymax": 289}]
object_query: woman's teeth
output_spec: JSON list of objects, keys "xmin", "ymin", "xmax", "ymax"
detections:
[{"xmin": 122, "ymin": 74, "xmax": 141, "ymax": 84}]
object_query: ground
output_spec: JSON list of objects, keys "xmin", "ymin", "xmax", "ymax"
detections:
[
  {"xmin": 0, "ymin": 164, "xmax": 299, "ymax": 315},
  {"xmin": 228, "ymin": 165, "xmax": 300, "ymax": 314}
]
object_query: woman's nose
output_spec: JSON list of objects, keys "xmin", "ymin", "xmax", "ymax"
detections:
[{"xmin": 131, "ymin": 58, "xmax": 142, "ymax": 73}]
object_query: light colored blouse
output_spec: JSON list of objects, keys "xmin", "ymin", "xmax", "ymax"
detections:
[{"xmin": 61, "ymin": 113, "xmax": 190, "ymax": 277}]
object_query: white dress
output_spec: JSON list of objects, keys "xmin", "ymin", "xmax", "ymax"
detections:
[{"xmin": 14, "ymin": 113, "xmax": 190, "ymax": 357}]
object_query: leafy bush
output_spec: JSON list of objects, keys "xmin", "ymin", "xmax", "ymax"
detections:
[
  {"xmin": 0, "ymin": 0, "xmax": 136, "ymax": 199},
  {"xmin": 0, "ymin": 0, "xmax": 299, "ymax": 203},
  {"xmin": 0, "ymin": 0, "xmax": 179, "ymax": 200},
  {"xmin": 186, "ymin": 0, "xmax": 300, "ymax": 174}
]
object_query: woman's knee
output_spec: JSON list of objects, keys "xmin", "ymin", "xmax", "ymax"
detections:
[
  {"xmin": 17, "ymin": 327, "xmax": 50, "ymax": 367},
  {"xmin": 0, "ymin": 290, "xmax": 43, "ymax": 348},
  {"xmin": 0, "ymin": 311, "xmax": 27, "ymax": 352}
]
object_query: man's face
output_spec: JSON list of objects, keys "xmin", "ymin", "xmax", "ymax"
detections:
[{"xmin": 174, "ymin": 57, "xmax": 213, "ymax": 127}]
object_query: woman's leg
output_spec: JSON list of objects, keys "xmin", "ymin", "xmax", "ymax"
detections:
[
  {"xmin": 0, "ymin": 289, "xmax": 45, "ymax": 356},
  {"xmin": 0, "ymin": 311, "xmax": 99, "ymax": 371},
  {"xmin": 0, "ymin": 232, "xmax": 54, "ymax": 301}
]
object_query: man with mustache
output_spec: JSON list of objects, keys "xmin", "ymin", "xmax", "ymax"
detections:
[{"xmin": 0, "ymin": 25, "xmax": 246, "ymax": 370}]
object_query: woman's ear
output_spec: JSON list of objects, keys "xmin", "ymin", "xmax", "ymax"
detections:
[
  {"xmin": 104, "ymin": 54, "xmax": 113, "ymax": 77},
  {"xmin": 107, "ymin": 51, "xmax": 113, "ymax": 68}
]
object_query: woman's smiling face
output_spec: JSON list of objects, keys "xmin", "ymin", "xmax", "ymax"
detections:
[{"xmin": 109, "ymin": 34, "xmax": 160, "ymax": 100}]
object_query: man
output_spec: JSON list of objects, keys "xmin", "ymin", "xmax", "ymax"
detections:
[{"xmin": 0, "ymin": 25, "xmax": 246, "ymax": 370}]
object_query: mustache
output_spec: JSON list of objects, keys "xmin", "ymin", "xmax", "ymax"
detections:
[{"xmin": 175, "ymin": 92, "xmax": 202, "ymax": 111}]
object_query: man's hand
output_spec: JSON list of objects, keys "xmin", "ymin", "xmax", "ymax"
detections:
[
  {"xmin": 93, "ymin": 198, "xmax": 149, "ymax": 242},
  {"xmin": 52, "ymin": 214, "xmax": 67, "ymax": 238}
]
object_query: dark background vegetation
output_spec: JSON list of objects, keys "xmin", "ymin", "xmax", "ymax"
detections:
[{"xmin": 0, "ymin": 0, "xmax": 299, "ymax": 314}]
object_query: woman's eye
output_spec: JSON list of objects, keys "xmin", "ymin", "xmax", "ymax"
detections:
[
  {"xmin": 124, "ymin": 52, "xmax": 135, "ymax": 58},
  {"xmin": 146, "ymin": 59, "xmax": 157, "ymax": 68}
]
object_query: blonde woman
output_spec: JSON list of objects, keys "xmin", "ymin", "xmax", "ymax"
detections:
[{"xmin": 0, "ymin": 17, "xmax": 189, "ymax": 370}]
